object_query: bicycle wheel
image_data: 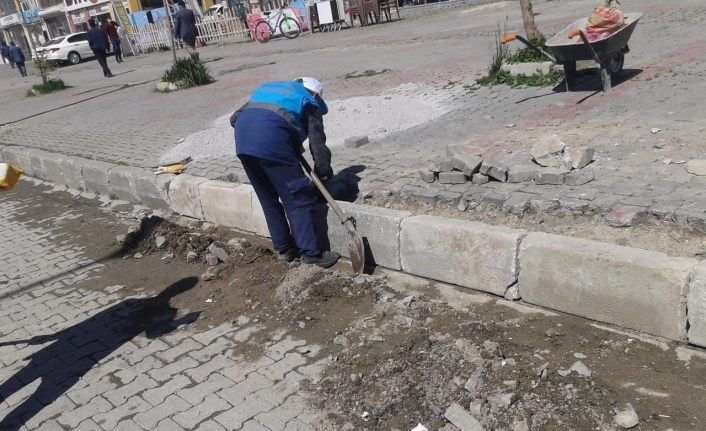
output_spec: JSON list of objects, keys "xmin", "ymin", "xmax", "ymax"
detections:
[
  {"xmin": 254, "ymin": 20, "xmax": 272, "ymax": 43},
  {"xmin": 279, "ymin": 17, "xmax": 301, "ymax": 39}
]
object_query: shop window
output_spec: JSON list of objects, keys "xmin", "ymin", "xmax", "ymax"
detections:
[{"xmin": 140, "ymin": 0, "xmax": 164, "ymax": 10}]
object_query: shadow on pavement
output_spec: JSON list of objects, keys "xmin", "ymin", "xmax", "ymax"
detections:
[
  {"xmin": 0, "ymin": 216, "xmax": 165, "ymax": 302},
  {"xmin": 0, "ymin": 277, "xmax": 200, "ymax": 430}
]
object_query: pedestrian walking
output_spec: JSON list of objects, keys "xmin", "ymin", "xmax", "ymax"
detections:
[
  {"xmin": 173, "ymin": 0, "xmax": 199, "ymax": 61},
  {"xmin": 1, "ymin": 41, "xmax": 14, "ymax": 68},
  {"xmin": 230, "ymin": 77, "xmax": 341, "ymax": 268},
  {"xmin": 103, "ymin": 18, "xmax": 123, "ymax": 63},
  {"xmin": 86, "ymin": 19, "xmax": 113, "ymax": 77},
  {"xmin": 8, "ymin": 42, "xmax": 26, "ymax": 77}
]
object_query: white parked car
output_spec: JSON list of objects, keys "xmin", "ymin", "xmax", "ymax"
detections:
[
  {"xmin": 35, "ymin": 32, "xmax": 96, "ymax": 65},
  {"xmin": 204, "ymin": 3, "xmax": 226, "ymax": 20}
]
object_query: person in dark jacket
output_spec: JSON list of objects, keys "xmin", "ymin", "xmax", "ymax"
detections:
[
  {"xmin": 1, "ymin": 41, "xmax": 14, "ymax": 68},
  {"xmin": 86, "ymin": 19, "xmax": 113, "ymax": 77},
  {"xmin": 230, "ymin": 77, "xmax": 340, "ymax": 268},
  {"xmin": 8, "ymin": 42, "xmax": 26, "ymax": 77},
  {"xmin": 173, "ymin": 1, "xmax": 198, "ymax": 60},
  {"xmin": 103, "ymin": 18, "xmax": 122, "ymax": 63}
]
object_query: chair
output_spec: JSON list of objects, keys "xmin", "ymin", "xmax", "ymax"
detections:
[
  {"xmin": 379, "ymin": 0, "xmax": 400, "ymax": 22},
  {"xmin": 349, "ymin": 1, "xmax": 366, "ymax": 26},
  {"xmin": 361, "ymin": 0, "xmax": 381, "ymax": 24}
]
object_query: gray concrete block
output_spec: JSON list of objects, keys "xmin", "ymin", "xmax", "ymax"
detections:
[
  {"xmin": 503, "ymin": 192, "xmax": 532, "ymax": 216},
  {"xmin": 453, "ymin": 155, "xmax": 483, "ymax": 176},
  {"xmin": 400, "ymin": 215, "xmax": 524, "ymax": 295},
  {"xmin": 248, "ymin": 185, "xmax": 271, "ymax": 238},
  {"xmin": 471, "ymin": 173, "xmax": 489, "ymax": 185},
  {"xmin": 507, "ymin": 164, "xmax": 540, "ymax": 183},
  {"xmin": 29, "ymin": 149, "xmax": 59, "ymax": 183},
  {"xmin": 108, "ymin": 166, "xmax": 171, "ymax": 209},
  {"xmin": 169, "ymin": 174, "xmax": 208, "ymax": 219},
  {"xmin": 439, "ymin": 171, "xmax": 467, "ymax": 184},
  {"xmin": 535, "ymin": 168, "xmax": 568, "ymax": 185},
  {"xmin": 431, "ymin": 158, "xmax": 454, "ymax": 173},
  {"xmin": 0, "ymin": 146, "xmax": 35, "ymax": 177},
  {"xmin": 419, "ymin": 169, "xmax": 436, "ymax": 183},
  {"xmin": 344, "ymin": 136, "xmax": 369, "ymax": 148},
  {"xmin": 480, "ymin": 161, "xmax": 508, "ymax": 183},
  {"xmin": 200, "ymin": 181, "xmax": 255, "ymax": 232},
  {"xmin": 81, "ymin": 159, "xmax": 115, "ymax": 196},
  {"xmin": 688, "ymin": 262, "xmax": 706, "ymax": 348},
  {"xmin": 564, "ymin": 170, "xmax": 595, "ymax": 186},
  {"xmin": 519, "ymin": 232, "xmax": 696, "ymax": 341},
  {"xmin": 562, "ymin": 146, "xmax": 595, "ymax": 170},
  {"xmin": 605, "ymin": 204, "xmax": 648, "ymax": 227},
  {"xmin": 59, "ymin": 157, "xmax": 87, "ymax": 191},
  {"xmin": 326, "ymin": 202, "xmax": 410, "ymax": 270}
]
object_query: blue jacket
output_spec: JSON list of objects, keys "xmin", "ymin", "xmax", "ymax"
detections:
[
  {"xmin": 87, "ymin": 28, "xmax": 109, "ymax": 51},
  {"xmin": 8, "ymin": 45, "xmax": 24, "ymax": 63},
  {"xmin": 174, "ymin": 8, "xmax": 197, "ymax": 41},
  {"xmin": 231, "ymin": 81, "xmax": 332, "ymax": 177}
]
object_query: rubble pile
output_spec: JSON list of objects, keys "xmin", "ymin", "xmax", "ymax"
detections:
[{"xmin": 419, "ymin": 135, "xmax": 596, "ymax": 187}]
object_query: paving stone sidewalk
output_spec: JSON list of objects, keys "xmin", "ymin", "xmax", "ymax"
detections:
[{"xmin": 0, "ymin": 182, "xmax": 326, "ymax": 431}]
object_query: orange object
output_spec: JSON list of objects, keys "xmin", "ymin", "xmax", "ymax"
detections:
[
  {"xmin": 567, "ymin": 29, "xmax": 581, "ymax": 39},
  {"xmin": 0, "ymin": 163, "xmax": 23, "ymax": 192},
  {"xmin": 500, "ymin": 34, "xmax": 517, "ymax": 44},
  {"xmin": 587, "ymin": 6, "xmax": 625, "ymax": 34}
]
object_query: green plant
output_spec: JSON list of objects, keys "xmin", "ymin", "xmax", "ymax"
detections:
[
  {"xmin": 26, "ymin": 79, "xmax": 67, "ymax": 97},
  {"xmin": 478, "ymin": 69, "xmax": 564, "ymax": 87},
  {"xmin": 505, "ymin": 36, "xmax": 548, "ymax": 64},
  {"xmin": 482, "ymin": 26, "xmax": 510, "ymax": 85},
  {"xmin": 161, "ymin": 58, "xmax": 214, "ymax": 89}
]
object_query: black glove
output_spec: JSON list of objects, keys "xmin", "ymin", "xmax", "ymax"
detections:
[{"xmin": 315, "ymin": 166, "xmax": 333, "ymax": 183}]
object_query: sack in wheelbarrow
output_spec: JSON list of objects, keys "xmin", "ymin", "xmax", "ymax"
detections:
[{"xmin": 587, "ymin": 0, "xmax": 625, "ymax": 34}]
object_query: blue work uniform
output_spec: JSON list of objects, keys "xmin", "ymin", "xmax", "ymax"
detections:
[{"xmin": 231, "ymin": 81, "xmax": 332, "ymax": 258}]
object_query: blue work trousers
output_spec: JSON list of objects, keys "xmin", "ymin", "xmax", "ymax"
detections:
[{"xmin": 239, "ymin": 155, "xmax": 320, "ymax": 257}]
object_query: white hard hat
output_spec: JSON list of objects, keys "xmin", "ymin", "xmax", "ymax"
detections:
[{"xmin": 295, "ymin": 77, "xmax": 324, "ymax": 97}]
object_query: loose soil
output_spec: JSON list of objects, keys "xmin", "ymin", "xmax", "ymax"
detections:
[{"xmin": 6, "ymin": 180, "xmax": 706, "ymax": 431}]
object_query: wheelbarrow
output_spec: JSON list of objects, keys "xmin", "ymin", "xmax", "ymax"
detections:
[{"xmin": 502, "ymin": 12, "xmax": 642, "ymax": 92}]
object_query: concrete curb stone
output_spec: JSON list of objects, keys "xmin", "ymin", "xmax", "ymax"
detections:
[
  {"xmin": 519, "ymin": 232, "xmax": 696, "ymax": 341},
  {"xmin": 326, "ymin": 201, "xmax": 410, "ymax": 270},
  {"xmin": 81, "ymin": 159, "xmax": 117, "ymax": 196},
  {"xmin": 108, "ymin": 166, "xmax": 172, "ymax": 210},
  {"xmin": 199, "ymin": 180, "xmax": 256, "ymax": 232},
  {"xmin": 400, "ymin": 215, "xmax": 524, "ymax": 296},
  {"xmin": 0, "ymin": 145, "xmax": 36, "ymax": 177},
  {"xmin": 169, "ymin": 174, "xmax": 209, "ymax": 220},
  {"xmin": 687, "ymin": 262, "xmax": 706, "ymax": 348}
]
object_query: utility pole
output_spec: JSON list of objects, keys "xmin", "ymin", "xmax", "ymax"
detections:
[{"xmin": 13, "ymin": 0, "xmax": 36, "ymax": 54}]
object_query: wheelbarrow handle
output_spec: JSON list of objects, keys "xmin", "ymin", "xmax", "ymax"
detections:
[{"xmin": 500, "ymin": 34, "xmax": 517, "ymax": 44}]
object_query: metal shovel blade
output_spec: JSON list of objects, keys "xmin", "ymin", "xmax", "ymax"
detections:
[{"xmin": 344, "ymin": 219, "xmax": 365, "ymax": 275}]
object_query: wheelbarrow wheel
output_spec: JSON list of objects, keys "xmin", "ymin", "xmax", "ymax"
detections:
[{"xmin": 609, "ymin": 52, "xmax": 625, "ymax": 78}]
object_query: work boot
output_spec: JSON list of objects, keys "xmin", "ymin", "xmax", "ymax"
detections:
[
  {"xmin": 277, "ymin": 248, "xmax": 300, "ymax": 263},
  {"xmin": 301, "ymin": 251, "xmax": 340, "ymax": 269}
]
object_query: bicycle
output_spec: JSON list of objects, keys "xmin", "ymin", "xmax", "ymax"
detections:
[{"xmin": 254, "ymin": 7, "xmax": 302, "ymax": 43}]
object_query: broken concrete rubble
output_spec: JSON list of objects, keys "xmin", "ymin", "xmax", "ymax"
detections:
[
  {"xmin": 453, "ymin": 155, "xmax": 483, "ymax": 177},
  {"xmin": 531, "ymin": 135, "xmax": 566, "ymax": 167},
  {"xmin": 507, "ymin": 164, "xmax": 540, "ymax": 183},
  {"xmin": 535, "ymin": 168, "xmax": 568, "ymax": 185},
  {"xmin": 479, "ymin": 161, "xmax": 507, "ymax": 182},
  {"xmin": 686, "ymin": 159, "xmax": 706, "ymax": 176},
  {"xmin": 419, "ymin": 169, "xmax": 436, "ymax": 183},
  {"xmin": 444, "ymin": 403, "xmax": 484, "ymax": 431},
  {"xmin": 562, "ymin": 146, "xmax": 595, "ymax": 170},
  {"xmin": 344, "ymin": 136, "xmax": 369, "ymax": 148},
  {"xmin": 606, "ymin": 205, "xmax": 648, "ymax": 227}
]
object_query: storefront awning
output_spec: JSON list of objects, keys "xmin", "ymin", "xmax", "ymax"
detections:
[{"xmin": 39, "ymin": 4, "xmax": 68, "ymax": 18}]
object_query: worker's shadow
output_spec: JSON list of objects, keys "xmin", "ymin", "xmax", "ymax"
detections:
[{"xmin": 0, "ymin": 277, "xmax": 200, "ymax": 431}]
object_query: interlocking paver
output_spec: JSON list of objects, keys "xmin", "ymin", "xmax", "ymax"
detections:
[
  {"xmin": 57, "ymin": 396, "xmax": 112, "ymax": 429},
  {"xmin": 213, "ymin": 395, "xmax": 275, "ymax": 430},
  {"xmin": 180, "ymin": 373, "xmax": 236, "ymax": 406},
  {"xmin": 173, "ymin": 393, "xmax": 232, "ymax": 429},
  {"xmin": 142, "ymin": 374, "xmax": 192, "ymax": 406},
  {"xmin": 133, "ymin": 395, "xmax": 191, "ymax": 430},
  {"xmin": 93, "ymin": 395, "xmax": 152, "ymax": 430},
  {"xmin": 218, "ymin": 373, "xmax": 273, "ymax": 407}
]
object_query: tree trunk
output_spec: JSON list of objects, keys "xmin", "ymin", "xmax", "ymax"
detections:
[{"xmin": 519, "ymin": 0, "xmax": 541, "ymax": 41}]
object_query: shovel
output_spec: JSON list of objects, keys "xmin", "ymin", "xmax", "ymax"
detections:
[{"xmin": 299, "ymin": 156, "xmax": 365, "ymax": 275}]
